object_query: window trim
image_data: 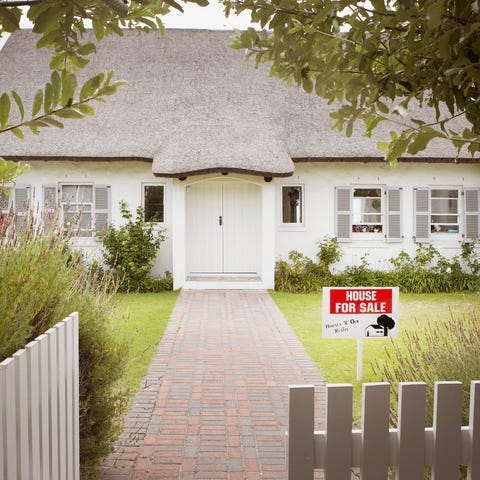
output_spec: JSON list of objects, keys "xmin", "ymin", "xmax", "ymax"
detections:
[
  {"xmin": 142, "ymin": 183, "xmax": 166, "ymax": 224},
  {"xmin": 413, "ymin": 186, "xmax": 464, "ymax": 243},
  {"xmin": 335, "ymin": 185, "xmax": 403, "ymax": 243},
  {"xmin": 279, "ymin": 184, "xmax": 305, "ymax": 229},
  {"xmin": 58, "ymin": 183, "xmax": 111, "ymax": 237}
]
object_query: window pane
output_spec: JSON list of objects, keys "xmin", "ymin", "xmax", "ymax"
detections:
[
  {"xmin": 430, "ymin": 189, "xmax": 459, "ymax": 233},
  {"xmin": 431, "ymin": 189, "xmax": 458, "ymax": 199},
  {"xmin": 282, "ymin": 186, "xmax": 302, "ymax": 223},
  {"xmin": 352, "ymin": 188, "xmax": 382, "ymax": 233},
  {"xmin": 144, "ymin": 185, "xmax": 164, "ymax": 222},
  {"xmin": 78, "ymin": 185, "xmax": 93, "ymax": 203},
  {"xmin": 61, "ymin": 185, "xmax": 77, "ymax": 202},
  {"xmin": 61, "ymin": 185, "xmax": 94, "ymax": 237},
  {"xmin": 431, "ymin": 198, "xmax": 457, "ymax": 214}
]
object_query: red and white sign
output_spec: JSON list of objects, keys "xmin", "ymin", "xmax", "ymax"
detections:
[{"xmin": 322, "ymin": 287, "xmax": 399, "ymax": 339}]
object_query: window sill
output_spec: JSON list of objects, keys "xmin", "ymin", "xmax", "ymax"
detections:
[{"xmin": 278, "ymin": 224, "xmax": 306, "ymax": 232}]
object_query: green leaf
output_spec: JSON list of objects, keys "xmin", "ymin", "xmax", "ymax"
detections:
[
  {"xmin": 32, "ymin": 89, "xmax": 43, "ymax": 117},
  {"xmin": 10, "ymin": 127, "xmax": 24, "ymax": 139},
  {"xmin": 50, "ymin": 71, "xmax": 61, "ymax": 107},
  {"xmin": 77, "ymin": 42, "xmax": 97, "ymax": 56},
  {"xmin": 0, "ymin": 92, "xmax": 11, "ymax": 127},
  {"xmin": 76, "ymin": 103, "xmax": 95, "ymax": 116},
  {"xmin": 61, "ymin": 72, "xmax": 77, "ymax": 107},
  {"xmin": 80, "ymin": 74, "xmax": 103, "ymax": 101},
  {"xmin": 42, "ymin": 117, "xmax": 64, "ymax": 129},
  {"xmin": 32, "ymin": 5, "xmax": 65, "ymax": 33},
  {"xmin": 53, "ymin": 108, "xmax": 84, "ymax": 119},
  {"xmin": 11, "ymin": 90, "xmax": 24, "ymax": 121},
  {"xmin": 44, "ymin": 83, "xmax": 53, "ymax": 113},
  {"xmin": 0, "ymin": 6, "xmax": 21, "ymax": 32},
  {"xmin": 407, "ymin": 128, "xmax": 445, "ymax": 155},
  {"xmin": 163, "ymin": 0, "xmax": 184, "ymax": 12}
]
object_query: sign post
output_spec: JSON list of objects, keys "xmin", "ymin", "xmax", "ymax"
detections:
[{"xmin": 322, "ymin": 287, "xmax": 399, "ymax": 380}]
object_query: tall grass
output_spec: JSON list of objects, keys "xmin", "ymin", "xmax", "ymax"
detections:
[{"xmin": 0, "ymin": 207, "xmax": 129, "ymax": 479}]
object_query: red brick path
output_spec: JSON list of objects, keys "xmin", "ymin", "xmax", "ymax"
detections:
[{"xmin": 97, "ymin": 290, "xmax": 326, "ymax": 480}]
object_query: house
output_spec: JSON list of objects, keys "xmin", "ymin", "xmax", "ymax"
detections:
[{"xmin": 0, "ymin": 29, "xmax": 479, "ymax": 290}]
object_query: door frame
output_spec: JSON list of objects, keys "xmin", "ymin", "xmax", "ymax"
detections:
[{"xmin": 171, "ymin": 174, "xmax": 275, "ymax": 289}]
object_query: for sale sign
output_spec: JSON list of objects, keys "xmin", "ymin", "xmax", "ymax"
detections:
[{"xmin": 322, "ymin": 287, "xmax": 399, "ymax": 339}]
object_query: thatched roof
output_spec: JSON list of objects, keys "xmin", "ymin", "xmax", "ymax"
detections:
[{"xmin": 0, "ymin": 29, "xmax": 471, "ymax": 177}]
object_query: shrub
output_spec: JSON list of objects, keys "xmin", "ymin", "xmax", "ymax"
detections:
[
  {"xmin": 0, "ymin": 210, "xmax": 129, "ymax": 480},
  {"xmin": 372, "ymin": 310, "xmax": 480, "ymax": 434},
  {"xmin": 101, "ymin": 202, "xmax": 166, "ymax": 292},
  {"xmin": 275, "ymin": 239, "xmax": 480, "ymax": 294},
  {"xmin": 275, "ymin": 250, "xmax": 326, "ymax": 292}
]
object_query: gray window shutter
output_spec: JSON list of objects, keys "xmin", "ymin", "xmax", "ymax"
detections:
[
  {"xmin": 42, "ymin": 185, "xmax": 58, "ymax": 233},
  {"xmin": 335, "ymin": 186, "xmax": 352, "ymax": 242},
  {"xmin": 385, "ymin": 187, "xmax": 402, "ymax": 242},
  {"xmin": 14, "ymin": 185, "xmax": 30, "ymax": 213},
  {"xmin": 414, "ymin": 187, "xmax": 430, "ymax": 243},
  {"xmin": 94, "ymin": 185, "xmax": 110, "ymax": 235},
  {"xmin": 13, "ymin": 185, "xmax": 31, "ymax": 232},
  {"xmin": 464, "ymin": 188, "xmax": 480, "ymax": 242}
]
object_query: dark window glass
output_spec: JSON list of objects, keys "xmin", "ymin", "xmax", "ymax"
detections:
[{"xmin": 144, "ymin": 185, "xmax": 164, "ymax": 222}]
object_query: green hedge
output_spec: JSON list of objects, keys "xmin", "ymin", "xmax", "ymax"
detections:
[{"xmin": 275, "ymin": 239, "xmax": 480, "ymax": 294}]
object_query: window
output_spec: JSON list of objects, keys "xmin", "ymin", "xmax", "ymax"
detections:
[
  {"xmin": 144, "ymin": 185, "xmax": 164, "ymax": 222},
  {"xmin": 335, "ymin": 186, "xmax": 402, "ymax": 242},
  {"xmin": 352, "ymin": 188, "xmax": 383, "ymax": 233},
  {"xmin": 431, "ymin": 189, "xmax": 459, "ymax": 233},
  {"xmin": 413, "ymin": 187, "xmax": 476, "ymax": 242},
  {"xmin": 59, "ymin": 184, "xmax": 110, "ymax": 237},
  {"xmin": 282, "ymin": 186, "xmax": 303, "ymax": 224},
  {"xmin": 62, "ymin": 185, "xmax": 93, "ymax": 236},
  {"xmin": 0, "ymin": 185, "xmax": 31, "ymax": 228}
]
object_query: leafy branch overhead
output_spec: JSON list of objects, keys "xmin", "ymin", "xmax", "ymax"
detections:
[
  {"xmin": 0, "ymin": 0, "xmax": 208, "ymax": 183},
  {"xmin": 225, "ymin": 0, "xmax": 480, "ymax": 163},
  {"xmin": 0, "ymin": 70, "xmax": 128, "ymax": 138}
]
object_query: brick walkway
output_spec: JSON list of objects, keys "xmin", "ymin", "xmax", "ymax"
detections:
[{"xmin": 98, "ymin": 290, "xmax": 326, "ymax": 480}]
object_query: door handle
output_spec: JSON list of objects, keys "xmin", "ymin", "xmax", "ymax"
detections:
[{"xmin": 219, "ymin": 215, "xmax": 223, "ymax": 226}]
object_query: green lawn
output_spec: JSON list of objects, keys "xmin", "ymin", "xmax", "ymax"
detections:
[
  {"xmin": 270, "ymin": 290, "xmax": 480, "ymax": 421},
  {"xmin": 111, "ymin": 291, "xmax": 179, "ymax": 402}
]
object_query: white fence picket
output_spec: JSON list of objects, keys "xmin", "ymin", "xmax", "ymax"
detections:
[
  {"xmin": 324, "ymin": 384, "xmax": 352, "ymax": 479},
  {"xmin": 13, "ymin": 349, "xmax": 30, "ymax": 479},
  {"xmin": 38, "ymin": 333, "xmax": 51, "ymax": 480},
  {"xmin": 432, "ymin": 382, "xmax": 462, "ymax": 480},
  {"xmin": 3, "ymin": 357, "xmax": 17, "ymax": 479},
  {"xmin": 57, "ymin": 323, "xmax": 67, "ymax": 480},
  {"xmin": 0, "ymin": 314, "xmax": 79, "ymax": 480},
  {"xmin": 288, "ymin": 380, "xmax": 480, "ymax": 480},
  {"xmin": 361, "ymin": 383, "xmax": 390, "ymax": 480},
  {"xmin": 288, "ymin": 384, "xmax": 315, "ymax": 480},
  {"xmin": 397, "ymin": 382, "xmax": 426, "ymax": 480},
  {"xmin": 469, "ymin": 381, "xmax": 480, "ymax": 479},
  {"xmin": 26, "ymin": 340, "xmax": 41, "ymax": 479}
]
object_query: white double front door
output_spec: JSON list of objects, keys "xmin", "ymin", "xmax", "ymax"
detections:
[{"xmin": 186, "ymin": 181, "xmax": 261, "ymax": 274}]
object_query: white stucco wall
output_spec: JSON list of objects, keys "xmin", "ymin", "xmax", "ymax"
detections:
[
  {"xmin": 275, "ymin": 162, "xmax": 480, "ymax": 272},
  {"xmin": 15, "ymin": 159, "xmax": 480, "ymax": 287},
  {"xmin": 17, "ymin": 160, "xmax": 174, "ymax": 277}
]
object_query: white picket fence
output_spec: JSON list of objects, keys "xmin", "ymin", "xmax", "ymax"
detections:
[
  {"xmin": 0, "ymin": 313, "xmax": 80, "ymax": 480},
  {"xmin": 288, "ymin": 381, "xmax": 480, "ymax": 480}
]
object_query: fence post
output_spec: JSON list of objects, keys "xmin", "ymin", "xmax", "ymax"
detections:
[
  {"xmin": 397, "ymin": 382, "xmax": 426, "ymax": 480},
  {"xmin": 325, "ymin": 384, "xmax": 353, "ymax": 480},
  {"xmin": 288, "ymin": 385, "xmax": 314, "ymax": 480},
  {"xmin": 468, "ymin": 381, "xmax": 480, "ymax": 480},
  {"xmin": 432, "ymin": 381, "xmax": 462, "ymax": 480},
  {"xmin": 361, "ymin": 382, "xmax": 390, "ymax": 480}
]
